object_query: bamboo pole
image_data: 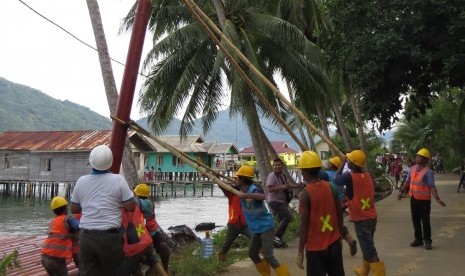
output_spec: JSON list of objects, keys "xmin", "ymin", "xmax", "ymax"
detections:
[
  {"xmin": 111, "ymin": 116, "xmax": 242, "ymax": 196},
  {"xmin": 183, "ymin": 0, "xmax": 307, "ymax": 151},
  {"xmin": 184, "ymin": 0, "xmax": 344, "ymax": 159}
]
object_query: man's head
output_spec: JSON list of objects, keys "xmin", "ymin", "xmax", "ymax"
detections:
[
  {"xmin": 234, "ymin": 165, "xmax": 255, "ymax": 186},
  {"xmin": 273, "ymin": 158, "xmax": 284, "ymax": 173},
  {"xmin": 89, "ymin": 145, "xmax": 113, "ymax": 171},
  {"xmin": 134, "ymin": 183, "xmax": 150, "ymax": 198},
  {"xmin": 297, "ymin": 151, "xmax": 322, "ymax": 181},
  {"xmin": 346, "ymin": 150, "xmax": 366, "ymax": 171},
  {"xmin": 415, "ymin": 148, "xmax": 430, "ymax": 165},
  {"xmin": 51, "ymin": 196, "xmax": 68, "ymax": 215},
  {"xmin": 329, "ymin": 156, "xmax": 342, "ymax": 170}
]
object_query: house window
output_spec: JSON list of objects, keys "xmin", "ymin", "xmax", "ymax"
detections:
[
  {"xmin": 172, "ymin": 156, "xmax": 183, "ymax": 166},
  {"xmin": 133, "ymin": 152, "xmax": 140, "ymax": 170},
  {"xmin": 156, "ymin": 154, "xmax": 163, "ymax": 166},
  {"xmin": 40, "ymin": 158, "xmax": 51, "ymax": 171},
  {"xmin": 4, "ymin": 154, "xmax": 11, "ymax": 169}
]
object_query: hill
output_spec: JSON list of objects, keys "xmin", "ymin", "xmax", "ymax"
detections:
[{"xmin": 0, "ymin": 77, "xmax": 111, "ymax": 131}]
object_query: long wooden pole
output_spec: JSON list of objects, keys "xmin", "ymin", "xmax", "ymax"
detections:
[
  {"xmin": 111, "ymin": 116, "xmax": 242, "ymax": 196},
  {"xmin": 184, "ymin": 0, "xmax": 344, "ymax": 159}
]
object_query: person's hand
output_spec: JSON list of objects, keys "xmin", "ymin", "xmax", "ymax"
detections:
[
  {"xmin": 436, "ymin": 198, "xmax": 446, "ymax": 207},
  {"xmin": 397, "ymin": 192, "xmax": 403, "ymax": 201},
  {"xmin": 296, "ymin": 252, "xmax": 304, "ymax": 269}
]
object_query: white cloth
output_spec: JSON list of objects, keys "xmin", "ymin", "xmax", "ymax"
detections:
[{"xmin": 71, "ymin": 172, "xmax": 134, "ymax": 230}]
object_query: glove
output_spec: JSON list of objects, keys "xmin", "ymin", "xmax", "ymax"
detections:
[{"xmin": 296, "ymin": 252, "xmax": 304, "ymax": 269}]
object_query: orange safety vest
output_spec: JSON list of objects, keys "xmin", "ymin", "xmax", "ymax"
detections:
[
  {"xmin": 122, "ymin": 205, "xmax": 153, "ymax": 257},
  {"xmin": 227, "ymin": 192, "xmax": 247, "ymax": 225},
  {"xmin": 304, "ymin": 180, "xmax": 341, "ymax": 251},
  {"xmin": 408, "ymin": 165, "xmax": 431, "ymax": 200},
  {"xmin": 41, "ymin": 215, "xmax": 73, "ymax": 259},
  {"xmin": 348, "ymin": 172, "xmax": 377, "ymax": 221}
]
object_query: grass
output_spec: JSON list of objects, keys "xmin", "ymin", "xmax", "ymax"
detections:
[{"xmin": 168, "ymin": 209, "xmax": 302, "ymax": 276}]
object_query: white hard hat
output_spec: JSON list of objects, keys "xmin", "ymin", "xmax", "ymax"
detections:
[{"xmin": 89, "ymin": 145, "xmax": 113, "ymax": 171}]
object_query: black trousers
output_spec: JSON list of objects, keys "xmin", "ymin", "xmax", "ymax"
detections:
[{"xmin": 410, "ymin": 197, "xmax": 431, "ymax": 242}]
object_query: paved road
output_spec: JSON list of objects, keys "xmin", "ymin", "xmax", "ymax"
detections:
[{"xmin": 218, "ymin": 173, "xmax": 465, "ymax": 275}]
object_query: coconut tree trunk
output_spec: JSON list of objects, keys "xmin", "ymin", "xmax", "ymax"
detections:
[
  {"xmin": 212, "ymin": 0, "xmax": 226, "ymax": 29},
  {"xmin": 245, "ymin": 109, "xmax": 268, "ymax": 187},
  {"xmin": 330, "ymin": 90, "xmax": 352, "ymax": 150},
  {"xmin": 287, "ymin": 80, "xmax": 309, "ymax": 148},
  {"xmin": 315, "ymin": 104, "xmax": 333, "ymax": 155},
  {"xmin": 86, "ymin": 0, "xmax": 139, "ymax": 187},
  {"xmin": 350, "ymin": 89, "xmax": 367, "ymax": 153}
]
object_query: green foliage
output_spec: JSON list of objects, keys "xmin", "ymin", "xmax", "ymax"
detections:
[
  {"xmin": 319, "ymin": 0, "xmax": 465, "ymax": 131},
  {"xmin": 169, "ymin": 238, "xmax": 247, "ymax": 276},
  {"xmin": 0, "ymin": 249, "xmax": 20, "ymax": 276},
  {"xmin": 281, "ymin": 206, "xmax": 301, "ymax": 243},
  {"xmin": 394, "ymin": 88, "xmax": 465, "ymax": 170},
  {"xmin": 0, "ymin": 77, "xmax": 111, "ymax": 131}
]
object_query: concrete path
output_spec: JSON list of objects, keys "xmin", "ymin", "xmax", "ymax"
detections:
[{"xmin": 218, "ymin": 173, "xmax": 465, "ymax": 275}]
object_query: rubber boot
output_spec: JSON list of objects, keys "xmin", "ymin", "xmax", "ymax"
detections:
[
  {"xmin": 370, "ymin": 261, "xmax": 386, "ymax": 276},
  {"xmin": 147, "ymin": 262, "xmax": 168, "ymax": 276},
  {"xmin": 274, "ymin": 263, "xmax": 290, "ymax": 276},
  {"xmin": 354, "ymin": 259, "xmax": 370, "ymax": 276},
  {"xmin": 254, "ymin": 259, "xmax": 271, "ymax": 276}
]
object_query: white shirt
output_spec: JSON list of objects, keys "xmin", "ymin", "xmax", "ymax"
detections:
[{"xmin": 71, "ymin": 172, "xmax": 134, "ymax": 230}]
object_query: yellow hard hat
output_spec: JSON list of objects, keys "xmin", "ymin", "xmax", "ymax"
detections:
[
  {"xmin": 346, "ymin": 150, "xmax": 366, "ymax": 167},
  {"xmin": 416, "ymin": 148, "xmax": 430, "ymax": 159},
  {"xmin": 50, "ymin": 196, "xmax": 68, "ymax": 210},
  {"xmin": 234, "ymin": 165, "xmax": 255, "ymax": 178},
  {"xmin": 134, "ymin": 183, "xmax": 150, "ymax": 197},
  {"xmin": 329, "ymin": 156, "xmax": 342, "ymax": 169},
  {"xmin": 297, "ymin": 151, "xmax": 322, "ymax": 169}
]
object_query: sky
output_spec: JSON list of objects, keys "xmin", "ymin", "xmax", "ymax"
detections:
[{"xmin": 0, "ymin": 0, "xmax": 152, "ymax": 120}]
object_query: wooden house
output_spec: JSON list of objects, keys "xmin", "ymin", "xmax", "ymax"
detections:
[
  {"xmin": 142, "ymin": 135, "xmax": 239, "ymax": 175},
  {"xmin": 0, "ymin": 130, "xmax": 155, "ymax": 183},
  {"xmin": 239, "ymin": 141, "xmax": 299, "ymax": 166}
]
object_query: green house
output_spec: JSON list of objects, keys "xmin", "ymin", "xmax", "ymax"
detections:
[{"xmin": 142, "ymin": 135, "xmax": 239, "ymax": 175}]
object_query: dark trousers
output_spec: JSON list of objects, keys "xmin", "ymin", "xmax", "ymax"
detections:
[
  {"xmin": 410, "ymin": 197, "xmax": 431, "ymax": 242},
  {"xmin": 268, "ymin": 201, "xmax": 292, "ymax": 239},
  {"xmin": 306, "ymin": 240, "xmax": 345, "ymax": 276},
  {"xmin": 41, "ymin": 255, "xmax": 68, "ymax": 276},
  {"xmin": 220, "ymin": 223, "xmax": 252, "ymax": 254}
]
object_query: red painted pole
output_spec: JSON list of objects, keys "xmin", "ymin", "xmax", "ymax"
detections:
[{"xmin": 109, "ymin": 0, "xmax": 151, "ymax": 173}]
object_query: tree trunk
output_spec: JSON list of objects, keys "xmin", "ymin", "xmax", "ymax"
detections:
[
  {"xmin": 86, "ymin": 0, "xmax": 139, "ymax": 187},
  {"xmin": 315, "ymin": 104, "xmax": 333, "ymax": 155},
  {"xmin": 212, "ymin": 0, "xmax": 226, "ymax": 29},
  {"xmin": 350, "ymin": 90, "xmax": 367, "ymax": 153},
  {"xmin": 287, "ymin": 80, "xmax": 309, "ymax": 149},
  {"xmin": 330, "ymin": 90, "xmax": 352, "ymax": 151}
]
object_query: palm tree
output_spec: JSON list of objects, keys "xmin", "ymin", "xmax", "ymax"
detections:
[
  {"xmin": 121, "ymin": 0, "xmax": 326, "ymax": 182},
  {"xmin": 86, "ymin": 0, "xmax": 139, "ymax": 186}
]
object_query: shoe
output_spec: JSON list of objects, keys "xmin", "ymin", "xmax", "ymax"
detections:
[
  {"xmin": 410, "ymin": 239, "xmax": 424, "ymax": 247},
  {"xmin": 425, "ymin": 240, "xmax": 432, "ymax": 250},
  {"xmin": 273, "ymin": 236, "xmax": 287, "ymax": 248},
  {"xmin": 349, "ymin": 240, "xmax": 358, "ymax": 256}
]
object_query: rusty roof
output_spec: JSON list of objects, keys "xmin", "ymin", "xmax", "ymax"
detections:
[{"xmin": 0, "ymin": 130, "xmax": 113, "ymax": 151}]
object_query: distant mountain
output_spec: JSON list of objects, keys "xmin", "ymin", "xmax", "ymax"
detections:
[
  {"xmin": 0, "ymin": 77, "xmax": 111, "ymax": 131},
  {"xmin": 137, "ymin": 109, "xmax": 301, "ymax": 149}
]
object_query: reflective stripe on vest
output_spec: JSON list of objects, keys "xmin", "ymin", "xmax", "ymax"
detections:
[
  {"xmin": 408, "ymin": 165, "xmax": 431, "ymax": 200},
  {"xmin": 41, "ymin": 215, "xmax": 73, "ymax": 259},
  {"xmin": 122, "ymin": 205, "xmax": 153, "ymax": 257},
  {"xmin": 361, "ymin": 197, "xmax": 371, "ymax": 209}
]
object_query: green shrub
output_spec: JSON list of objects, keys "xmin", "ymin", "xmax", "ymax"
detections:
[{"xmin": 0, "ymin": 249, "xmax": 20, "ymax": 276}]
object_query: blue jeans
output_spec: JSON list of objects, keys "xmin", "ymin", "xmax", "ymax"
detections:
[
  {"xmin": 249, "ymin": 229, "xmax": 280, "ymax": 268},
  {"xmin": 354, "ymin": 219, "xmax": 378, "ymax": 262}
]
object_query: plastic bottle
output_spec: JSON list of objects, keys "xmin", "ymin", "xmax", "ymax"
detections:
[{"xmin": 201, "ymin": 230, "xmax": 214, "ymax": 259}]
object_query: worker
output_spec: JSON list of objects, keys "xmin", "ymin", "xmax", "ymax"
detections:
[
  {"xmin": 327, "ymin": 156, "xmax": 358, "ymax": 256},
  {"xmin": 41, "ymin": 196, "xmax": 80, "ymax": 276},
  {"xmin": 236, "ymin": 164, "xmax": 290, "ymax": 276},
  {"xmin": 133, "ymin": 183, "xmax": 171, "ymax": 273},
  {"xmin": 266, "ymin": 158, "xmax": 301, "ymax": 248},
  {"xmin": 296, "ymin": 151, "xmax": 345, "ymax": 275},
  {"xmin": 336, "ymin": 150, "xmax": 385, "ymax": 276},
  {"xmin": 217, "ymin": 180, "xmax": 252, "ymax": 262},
  {"xmin": 398, "ymin": 148, "xmax": 446, "ymax": 250},
  {"xmin": 71, "ymin": 145, "xmax": 136, "ymax": 275}
]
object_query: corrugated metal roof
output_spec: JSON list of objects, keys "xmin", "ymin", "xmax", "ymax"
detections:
[
  {"xmin": 146, "ymin": 135, "xmax": 206, "ymax": 153},
  {"xmin": 208, "ymin": 143, "xmax": 239, "ymax": 155},
  {"xmin": 0, "ymin": 130, "xmax": 112, "ymax": 151},
  {"xmin": 240, "ymin": 141, "xmax": 298, "ymax": 154}
]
